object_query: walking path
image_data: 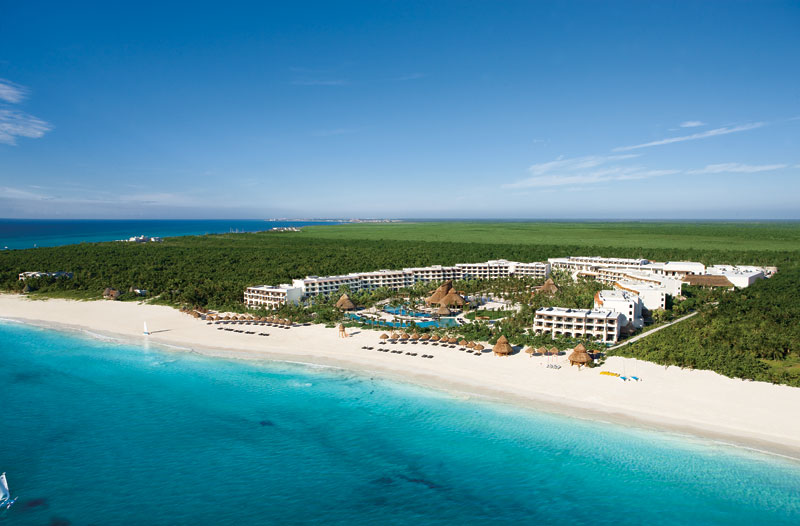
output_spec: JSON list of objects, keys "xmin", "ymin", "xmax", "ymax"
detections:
[{"xmin": 609, "ymin": 311, "xmax": 699, "ymax": 350}]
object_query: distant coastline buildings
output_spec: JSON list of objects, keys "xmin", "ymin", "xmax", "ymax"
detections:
[
  {"xmin": 119, "ymin": 235, "xmax": 163, "ymax": 243},
  {"xmin": 18, "ymin": 271, "xmax": 73, "ymax": 281}
]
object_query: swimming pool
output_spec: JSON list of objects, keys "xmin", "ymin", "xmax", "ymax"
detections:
[
  {"xmin": 347, "ymin": 313, "xmax": 458, "ymax": 329},
  {"xmin": 383, "ymin": 306, "xmax": 431, "ymax": 318}
]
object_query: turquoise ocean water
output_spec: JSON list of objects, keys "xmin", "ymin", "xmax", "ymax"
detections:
[
  {"xmin": 0, "ymin": 219, "xmax": 339, "ymax": 250},
  {"xmin": 2, "ymin": 321, "xmax": 799, "ymax": 525}
]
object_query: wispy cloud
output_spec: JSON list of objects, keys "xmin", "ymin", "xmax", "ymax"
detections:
[
  {"xmin": 680, "ymin": 120, "xmax": 705, "ymax": 128},
  {"xmin": 687, "ymin": 162, "xmax": 788, "ymax": 174},
  {"xmin": 291, "ymin": 79, "xmax": 349, "ymax": 86},
  {"xmin": 0, "ymin": 109, "xmax": 53, "ymax": 145},
  {"xmin": 503, "ymin": 154, "xmax": 677, "ymax": 189},
  {"xmin": 0, "ymin": 79, "xmax": 28, "ymax": 103},
  {"xmin": 613, "ymin": 122, "xmax": 765, "ymax": 152},
  {"xmin": 0, "ymin": 78, "xmax": 52, "ymax": 145}
]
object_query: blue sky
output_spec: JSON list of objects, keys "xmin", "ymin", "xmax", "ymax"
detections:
[{"xmin": 1, "ymin": 1, "xmax": 799, "ymax": 219}]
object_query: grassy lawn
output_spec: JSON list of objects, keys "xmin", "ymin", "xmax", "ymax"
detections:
[{"xmin": 300, "ymin": 221, "xmax": 800, "ymax": 252}]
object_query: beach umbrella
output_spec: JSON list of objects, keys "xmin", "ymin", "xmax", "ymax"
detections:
[
  {"xmin": 420, "ymin": 333, "xmax": 430, "ymax": 340},
  {"xmin": 492, "ymin": 335, "xmax": 513, "ymax": 356},
  {"xmin": 458, "ymin": 339, "xmax": 468, "ymax": 346},
  {"xmin": 448, "ymin": 337, "xmax": 458, "ymax": 344},
  {"xmin": 524, "ymin": 347, "xmax": 535, "ymax": 356},
  {"xmin": 473, "ymin": 344, "xmax": 484, "ymax": 353},
  {"xmin": 380, "ymin": 333, "xmax": 389, "ymax": 341},
  {"xmin": 400, "ymin": 333, "xmax": 410, "ymax": 340},
  {"xmin": 466, "ymin": 342, "xmax": 475, "ymax": 349},
  {"xmin": 430, "ymin": 335, "xmax": 440, "ymax": 341},
  {"xmin": 549, "ymin": 346, "xmax": 559, "ymax": 356},
  {"xmin": 411, "ymin": 332, "xmax": 420, "ymax": 340}
]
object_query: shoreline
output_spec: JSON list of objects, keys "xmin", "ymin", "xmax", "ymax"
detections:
[{"xmin": 3, "ymin": 294, "xmax": 800, "ymax": 463}]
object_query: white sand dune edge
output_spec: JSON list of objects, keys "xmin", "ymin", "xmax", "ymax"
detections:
[{"xmin": 2, "ymin": 294, "xmax": 800, "ymax": 461}]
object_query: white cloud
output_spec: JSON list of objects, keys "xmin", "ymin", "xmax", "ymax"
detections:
[
  {"xmin": 687, "ymin": 163, "xmax": 788, "ymax": 174},
  {"xmin": 0, "ymin": 79, "xmax": 28, "ymax": 103},
  {"xmin": 0, "ymin": 109, "xmax": 53, "ymax": 145},
  {"xmin": 527, "ymin": 154, "xmax": 639, "ymax": 176},
  {"xmin": 0, "ymin": 78, "xmax": 52, "ymax": 145},
  {"xmin": 613, "ymin": 122, "xmax": 765, "ymax": 152},
  {"xmin": 503, "ymin": 154, "xmax": 677, "ymax": 189},
  {"xmin": 680, "ymin": 120, "xmax": 705, "ymax": 128}
]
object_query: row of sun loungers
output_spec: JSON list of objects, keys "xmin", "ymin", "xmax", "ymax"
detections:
[
  {"xmin": 362, "ymin": 346, "xmax": 435, "ymax": 359},
  {"xmin": 384, "ymin": 340, "xmax": 483, "ymax": 355},
  {"xmin": 216, "ymin": 327, "xmax": 270, "ymax": 336}
]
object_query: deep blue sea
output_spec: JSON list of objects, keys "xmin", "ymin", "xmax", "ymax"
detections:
[
  {"xmin": 2, "ymin": 321, "xmax": 800, "ymax": 525},
  {"xmin": 0, "ymin": 219, "xmax": 338, "ymax": 250}
]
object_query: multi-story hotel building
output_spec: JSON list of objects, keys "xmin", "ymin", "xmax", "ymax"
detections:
[
  {"xmin": 614, "ymin": 281, "xmax": 668, "ymax": 311},
  {"xmin": 593, "ymin": 289, "xmax": 644, "ymax": 329},
  {"xmin": 549, "ymin": 256, "xmax": 651, "ymax": 272},
  {"xmin": 533, "ymin": 307, "xmax": 624, "ymax": 343},
  {"xmin": 705, "ymin": 265, "xmax": 765, "ymax": 288},
  {"xmin": 643, "ymin": 261, "xmax": 706, "ymax": 278},
  {"xmin": 243, "ymin": 284, "xmax": 305, "ymax": 309},
  {"xmin": 244, "ymin": 259, "xmax": 551, "ymax": 309}
]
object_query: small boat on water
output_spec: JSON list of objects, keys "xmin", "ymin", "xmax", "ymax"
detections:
[{"xmin": 0, "ymin": 472, "xmax": 17, "ymax": 510}]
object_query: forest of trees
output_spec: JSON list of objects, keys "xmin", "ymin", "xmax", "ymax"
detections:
[{"xmin": 1, "ymin": 231, "xmax": 794, "ymax": 310}]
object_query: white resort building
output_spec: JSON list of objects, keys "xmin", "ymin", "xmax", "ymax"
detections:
[
  {"xmin": 533, "ymin": 307, "xmax": 624, "ymax": 343},
  {"xmin": 243, "ymin": 284, "xmax": 305, "ymax": 310},
  {"xmin": 705, "ymin": 265, "xmax": 766, "ymax": 288},
  {"xmin": 551, "ymin": 255, "xmax": 768, "ymax": 314},
  {"xmin": 244, "ymin": 259, "xmax": 551, "ymax": 309},
  {"xmin": 614, "ymin": 281, "xmax": 668, "ymax": 311},
  {"xmin": 593, "ymin": 289, "xmax": 644, "ymax": 329}
]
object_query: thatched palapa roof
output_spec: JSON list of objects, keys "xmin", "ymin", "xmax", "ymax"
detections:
[
  {"xmin": 436, "ymin": 305, "xmax": 451, "ymax": 316},
  {"xmin": 533, "ymin": 278, "xmax": 559, "ymax": 295},
  {"xmin": 425, "ymin": 280, "xmax": 453, "ymax": 305},
  {"xmin": 440, "ymin": 289, "xmax": 467, "ymax": 307},
  {"xmin": 682, "ymin": 275, "xmax": 734, "ymax": 288},
  {"xmin": 335, "ymin": 294, "xmax": 357, "ymax": 310},
  {"xmin": 103, "ymin": 287, "xmax": 121, "ymax": 300},
  {"xmin": 493, "ymin": 335, "xmax": 513, "ymax": 356},
  {"xmin": 568, "ymin": 343, "xmax": 592, "ymax": 366}
]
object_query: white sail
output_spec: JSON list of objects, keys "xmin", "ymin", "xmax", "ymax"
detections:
[
  {"xmin": 0, "ymin": 473, "xmax": 10, "ymax": 501},
  {"xmin": 143, "ymin": 322, "xmax": 150, "ymax": 335}
]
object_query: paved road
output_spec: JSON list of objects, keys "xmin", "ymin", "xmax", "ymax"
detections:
[{"xmin": 609, "ymin": 311, "xmax": 699, "ymax": 350}]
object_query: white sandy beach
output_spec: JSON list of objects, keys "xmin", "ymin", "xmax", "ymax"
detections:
[{"xmin": 2, "ymin": 293, "xmax": 800, "ymax": 460}]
